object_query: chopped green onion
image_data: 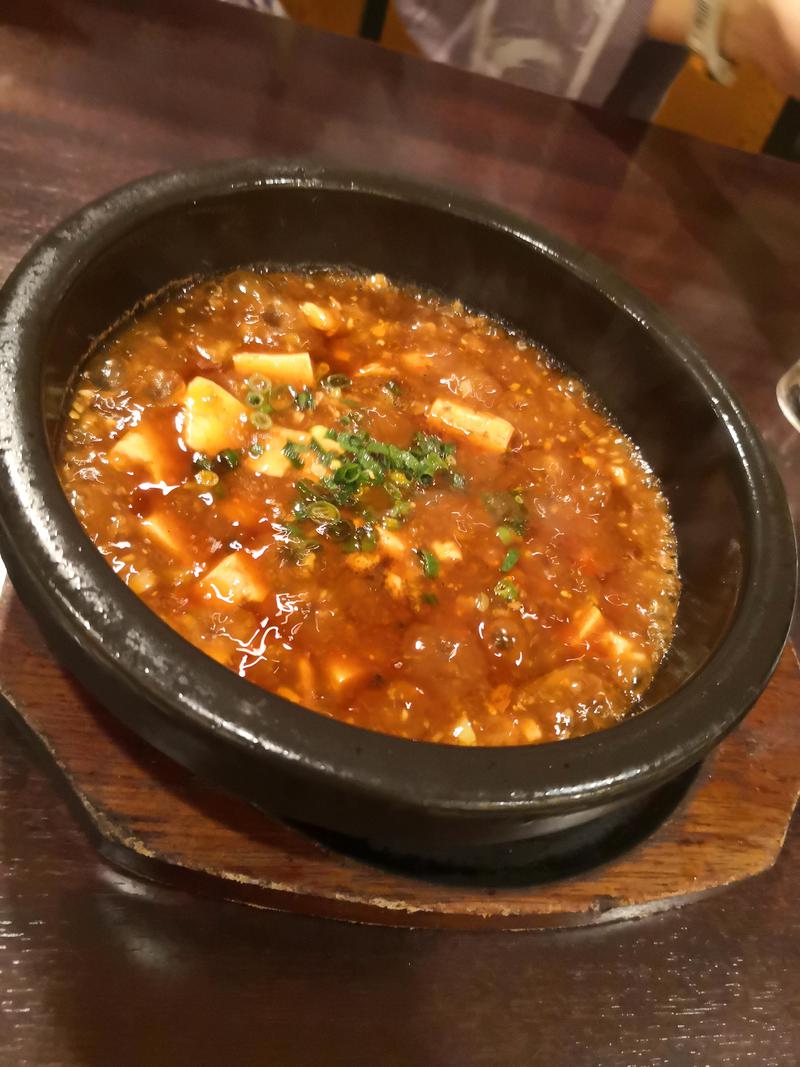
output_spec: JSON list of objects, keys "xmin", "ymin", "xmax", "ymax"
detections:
[
  {"xmin": 451, "ymin": 470, "xmax": 467, "ymax": 491},
  {"xmin": 248, "ymin": 440, "xmax": 264, "ymax": 458},
  {"xmin": 303, "ymin": 476, "xmax": 353, "ymax": 510},
  {"xmin": 341, "ymin": 524, "xmax": 377, "ymax": 554},
  {"xmin": 385, "ymin": 500, "xmax": 413, "ymax": 527},
  {"xmin": 294, "ymin": 386, "xmax": 315, "ymax": 412},
  {"xmin": 246, "ymin": 374, "xmax": 269, "ymax": 393},
  {"xmin": 308, "ymin": 438, "xmax": 334, "ymax": 467},
  {"xmin": 192, "ymin": 451, "xmax": 214, "ymax": 471},
  {"xmin": 250, "ymin": 410, "xmax": 273, "ymax": 430},
  {"xmin": 246, "ymin": 391, "xmax": 265, "ymax": 408},
  {"xmin": 421, "ymin": 592, "xmax": 439, "ymax": 606},
  {"xmin": 217, "ymin": 449, "xmax": 241, "ymax": 470},
  {"xmin": 494, "ymin": 577, "xmax": 520, "ymax": 602},
  {"xmin": 282, "ymin": 441, "xmax": 305, "ymax": 469},
  {"xmin": 483, "ymin": 491, "xmax": 528, "ymax": 535},
  {"xmin": 360, "ymin": 527, "xmax": 377, "ymax": 553},
  {"xmin": 417, "ymin": 549, "xmax": 440, "ymax": 579},
  {"xmin": 279, "ymin": 522, "xmax": 321, "ymax": 564},
  {"xmin": 321, "ymin": 373, "xmax": 352, "ymax": 391},
  {"xmin": 306, "ymin": 501, "xmax": 341, "ymax": 524},
  {"xmin": 334, "ymin": 463, "xmax": 362, "ymax": 486},
  {"xmin": 497, "ymin": 526, "xmax": 516, "ymax": 546},
  {"xmin": 278, "ymin": 426, "xmax": 466, "ymax": 564},
  {"xmin": 500, "ymin": 547, "xmax": 520, "ymax": 573},
  {"xmin": 325, "ymin": 427, "xmax": 462, "ymax": 490},
  {"xmin": 324, "ymin": 518, "xmax": 356, "ymax": 542},
  {"xmin": 382, "ymin": 379, "xmax": 401, "ymax": 400}
]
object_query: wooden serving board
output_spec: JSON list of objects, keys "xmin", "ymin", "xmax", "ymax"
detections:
[{"xmin": 1, "ymin": 586, "xmax": 799, "ymax": 930}]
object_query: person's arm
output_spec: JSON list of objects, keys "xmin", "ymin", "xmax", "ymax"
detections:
[
  {"xmin": 648, "ymin": 0, "xmax": 800, "ymax": 96},
  {"xmin": 647, "ymin": 0, "xmax": 694, "ymax": 44}
]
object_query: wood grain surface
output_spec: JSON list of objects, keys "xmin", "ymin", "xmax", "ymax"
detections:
[
  {"xmin": 1, "ymin": 0, "xmax": 800, "ymax": 1063},
  {"xmin": 2, "ymin": 592, "xmax": 800, "ymax": 931}
]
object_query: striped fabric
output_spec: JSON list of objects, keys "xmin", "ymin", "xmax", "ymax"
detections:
[
  {"xmin": 393, "ymin": 0, "xmax": 658, "ymax": 107},
  {"xmin": 220, "ymin": 0, "xmax": 794, "ymax": 155}
]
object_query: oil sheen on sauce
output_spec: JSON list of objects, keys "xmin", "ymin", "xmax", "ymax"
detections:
[{"xmin": 58, "ymin": 269, "xmax": 680, "ymax": 746}]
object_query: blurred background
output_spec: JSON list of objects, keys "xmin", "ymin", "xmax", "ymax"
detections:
[{"xmin": 226, "ymin": 0, "xmax": 800, "ymax": 161}]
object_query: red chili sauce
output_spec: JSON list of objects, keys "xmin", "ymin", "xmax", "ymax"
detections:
[{"xmin": 58, "ymin": 269, "xmax": 680, "ymax": 746}]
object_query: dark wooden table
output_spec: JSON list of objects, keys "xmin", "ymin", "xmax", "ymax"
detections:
[{"xmin": 2, "ymin": 2, "xmax": 799, "ymax": 1063}]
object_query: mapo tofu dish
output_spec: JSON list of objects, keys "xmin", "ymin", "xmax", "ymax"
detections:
[{"xmin": 58, "ymin": 269, "xmax": 680, "ymax": 746}]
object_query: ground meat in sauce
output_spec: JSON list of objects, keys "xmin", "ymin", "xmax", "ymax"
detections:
[{"xmin": 58, "ymin": 268, "xmax": 680, "ymax": 746}]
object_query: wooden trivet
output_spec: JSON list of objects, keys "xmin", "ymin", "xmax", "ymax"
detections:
[{"xmin": 1, "ymin": 587, "xmax": 798, "ymax": 930}]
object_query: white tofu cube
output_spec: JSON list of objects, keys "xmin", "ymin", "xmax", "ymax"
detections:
[
  {"xmin": 199, "ymin": 552, "xmax": 267, "ymax": 605},
  {"xmin": 428, "ymin": 398, "xmax": 514, "ymax": 453},
  {"xmin": 109, "ymin": 424, "xmax": 173, "ymax": 483},
  {"xmin": 232, "ymin": 352, "xmax": 315, "ymax": 387},
  {"xmin": 182, "ymin": 377, "xmax": 249, "ymax": 454}
]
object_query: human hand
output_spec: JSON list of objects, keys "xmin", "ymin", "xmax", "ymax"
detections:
[
  {"xmin": 722, "ymin": 0, "xmax": 800, "ymax": 97},
  {"xmin": 649, "ymin": 0, "xmax": 800, "ymax": 97}
]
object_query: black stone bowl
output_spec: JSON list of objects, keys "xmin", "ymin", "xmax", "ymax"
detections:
[{"xmin": 0, "ymin": 161, "xmax": 795, "ymax": 869}]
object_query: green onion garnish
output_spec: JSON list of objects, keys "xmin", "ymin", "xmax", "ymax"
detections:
[
  {"xmin": 497, "ymin": 526, "xmax": 515, "ymax": 546},
  {"xmin": 334, "ymin": 462, "xmax": 362, "ymax": 486},
  {"xmin": 246, "ymin": 391, "xmax": 264, "ymax": 408},
  {"xmin": 294, "ymin": 386, "xmax": 315, "ymax": 412},
  {"xmin": 217, "ymin": 449, "xmax": 241, "ymax": 470},
  {"xmin": 282, "ymin": 441, "xmax": 304, "ymax": 469},
  {"xmin": 192, "ymin": 451, "xmax": 214, "ymax": 471},
  {"xmin": 276, "ymin": 427, "xmax": 466, "ymax": 564},
  {"xmin": 306, "ymin": 501, "xmax": 341, "ymax": 524},
  {"xmin": 325, "ymin": 428, "xmax": 460, "ymax": 489},
  {"xmin": 417, "ymin": 549, "xmax": 440, "ymax": 579},
  {"xmin": 483, "ymin": 491, "xmax": 528, "ymax": 535},
  {"xmin": 321, "ymin": 373, "xmax": 352, "ymax": 391},
  {"xmin": 494, "ymin": 577, "xmax": 520, "ymax": 602},
  {"xmin": 341, "ymin": 524, "xmax": 377, "ymax": 554},
  {"xmin": 500, "ymin": 547, "xmax": 520, "ymax": 573},
  {"xmin": 250, "ymin": 410, "xmax": 273, "ymax": 430},
  {"xmin": 385, "ymin": 500, "xmax": 413, "ymax": 528},
  {"xmin": 325, "ymin": 519, "xmax": 356, "ymax": 542},
  {"xmin": 308, "ymin": 438, "xmax": 334, "ymax": 467},
  {"xmin": 279, "ymin": 522, "xmax": 321, "ymax": 565}
]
